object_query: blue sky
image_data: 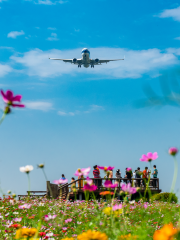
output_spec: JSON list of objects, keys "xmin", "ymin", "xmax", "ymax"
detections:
[{"xmin": 0, "ymin": 0, "xmax": 180, "ymax": 197}]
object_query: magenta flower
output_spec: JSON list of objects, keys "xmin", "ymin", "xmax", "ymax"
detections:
[
  {"xmin": 104, "ymin": 180, "xmax": 118, "ymax": 189},
  {"xmin": 53, "ymin": 179, "xmax": 68, "ymax": 185},
  {"xmin": 126, "ymin": 168, "xmax": 132, "ymax": 172},
  {"xmin": 44, "ymin": 214, "xmax": 57, "ymax": 221},
  {"xmin": 0, "ymin": 90, "xmax": 25, "ymax": 108},
  {"xmin": 83, "ymin": 183, "xmax": 97, "ymax": 192},
  {"xmin": 169, "ymin": 147, "xmax": 178, "ymax": 156},
  {"xmin": 74, "ymin": 167, "xmax": 90, "ymax": 177},
  {"xmin": 121, "ymin": 183, "xmax": 136, "ymax": 194},
  {"xmin": 112, "ymin": 204, "xmax": 122, "ymax": 211},
  {"xmin": 140, "ymin": 152, "xmax": 158, "ymax": 162},
  {"xmin": 97, "ymin": 166, "xmax": 114, "ymax": 171}
]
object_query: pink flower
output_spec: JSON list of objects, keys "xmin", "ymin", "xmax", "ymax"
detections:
[
  {"xmin": 97, "ymin": 166, "xmax": 114, "ymax": 171},
  {"xmin": 19, "ymin": 204, "xmax": 31, "ymax": 209},
  {"xmin": 104, "ymin": 180, "xmax": 118, "ymax": 189},
  {"xmin": 126, "ymin": 168, "xmax": 132, "ymax": 172},
  {"xmin": 83, "ymin": 183, "xmax": 97, "ymax": 192},
  {"xmin": 85, "ymin": 177, "xmax": 93, "ymax": 185},
  {"xmin": 140, "ymin": 152, "xmax": 158, "ymax": 162},
  {"xmin": 121, "ymin": 183, "xmax": 136, "ymax": 194},
  {"xmin": 74, "ymin": 167, "xmax": 90, "ymax": 177},
  {"xmin": 144, "ymin": 203, "xmax": 148, "ymax": 209},
  {"xmin": 169, "ymin": 147, "xmax": 178, "ymax": 156},
  {"xmin": 44, "ymin": 215, "xmax": 57, "ymax": 221},
  {"xmin": 53, "ymin": 179, "xmax": 68, "ymax": 185},
  {"xmin": 112, "ymin": 204, "xmax": 122, "ymax": 211},
  {"xmin": 0, "ymin": 90, "xmax": 25, "ymax": 108},
  {"xmin": 65, "ymin": 218, "xmax": 72, "ymax": 223},
  {"xmin": 13, "ymin": 218, "xmax": 22, "ymax": 222}
]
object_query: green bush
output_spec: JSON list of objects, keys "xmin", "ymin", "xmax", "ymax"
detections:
[{"xmin": 151, "ymin": 192, "xmax": 178, "ymax": 203}]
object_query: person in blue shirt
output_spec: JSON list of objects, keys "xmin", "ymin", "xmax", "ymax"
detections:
[{"xmin": 61, "ymin": 174, "xmax": 66, "ymax": 180}]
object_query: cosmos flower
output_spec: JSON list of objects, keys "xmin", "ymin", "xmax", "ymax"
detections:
[
  {"xmin": 15, "ymin": 228, "xmax": 38, "ymax": 239},
  {"xmin": 100, "ymin": 191, "xmax": 114, "ymax": 196},
  {"xmin": 37, "ymin": 163, "xmax": 44, "ymax": 168},
  {"xmin": 121, "ymin": 183, "xmax": 136, "ymax": 194},
  {"xmin": 77, "ymin": 230, "xmax": 108, "ymax": 240},
  {"xmin": 153, "ymin": 223, "xmax": 178, "ymax": 240},
  {"xmin": 126, "ymin": 168, "xmax": 132, "ymax": 172},
  {"xmin": 13, "ymin": 218, "xmax": 22, "ymax": 222},
  {"xmin": 84, "ymin": 177, "xmax": 93, "ymax": 185},
  {"xmin": 19, "ymin": 204, "xmax": 31, "ymax": 209},
  {"xmin": 112, "ymin": 204, "xmax": 123, "ymax": 211},
  {"xmin": 44, "ymin": 215, "xmax": 57, "ymax": 221},
  {"xmin": 0, "ymin": 90, "xmax": 25, "ymax": 108},
  {"xmin": 65, "ymin": 218, "xmax": 72, "ymax": 223},
  {"xmin": 19, "ymin": 165, "xmax": 33, "ymax": 174},
  {"xmin": 74, "ymin": 167, "xmax": 91, "ymax": 177},
  {"xmin": 169, "ymin": 147, "xmax": 178, "ymax": 156},
  {"xmin": 104, "ymin": 180, "xmax": 118, "ymax": 189},
  {"xmin": 140, "ymin": 152, "xmax": 158, "ymax": 162},
  {"xmin": 53, "ymin": 179, "xmax": 68, "ymax": 185},
  {"xmin": 83, "ymin": 183, "xmax": 97, "ymax": 192},
  {"xmin": 98, "ymin": 166, "xmax": 114, "ymax": 171}
]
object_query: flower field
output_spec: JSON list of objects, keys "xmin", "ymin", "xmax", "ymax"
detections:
[{"xmin": 0, "ymin": 196, "xmax": 180, "ymax": 240}]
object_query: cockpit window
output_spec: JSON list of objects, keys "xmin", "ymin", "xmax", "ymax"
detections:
[{"xmin": 81, "ymin": 49, "xmax": 90, "ymax": 54}]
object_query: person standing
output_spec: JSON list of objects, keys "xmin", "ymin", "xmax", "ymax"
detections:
[
  {"xmin": 133, "ymin": 170, "xmax": 137, "ymax": 187},
  {"xmin": 109, "ymin": 169, "xmax": 113, "ymax": 182},
  {"xmin": 126, "ymin": 168, "xmax": 132, "ymax": 184},
  {"xmin": 136, "ymin": 167, "xmax": 142, "ymax": 187},
  {"xmin": 116, "ymin": 169, "xmax": 121, "ymax": 179},
  {"xmin": 93, "ymin": 165, "xmax": 100, "ymax": 187},
  {"xmin": 142, "ymin": 167, "xmax": 148, "ymax": 187},
  {"xmin": 61, "ymin": 174, "xmax": 66, "ymax": 180},
  {"xmin": 152, "ymin": 165, "xmax": 158, "ymax": 188}
]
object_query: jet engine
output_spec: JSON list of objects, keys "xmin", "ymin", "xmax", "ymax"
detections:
[
  {"xmin": 72, "ymin": 58, "xmax": 77, "ymax": 63},
  {"xmin": 94, "ymin": 58, "xmax": 99, "ymax": 63}
]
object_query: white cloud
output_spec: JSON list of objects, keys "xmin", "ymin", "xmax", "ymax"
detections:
[
  {"xmin": 34, "ymin": 0, "xmax": 67, "ymax": 5},
  {"xmin": 25, "ymin": 101, "xmax": 53, "ymax": 111},
  {"xmin": 158, "ymin": 6, "xmax": 180, "ymax": 22},
  {"xmin": 175, "ymin": 37, "xmax": 180, "ymax": 40},
  {"xmin": 0, "ymin": 64, "xmax": 13, "ymax": 77},
  {"xmin": 48, "ymin": 27, "xmax": 57, "ymax": 30},
  {"xmin": 7, "ymin": 30, "xmax": 25, "ymax": 39},
  {"xmin": 10, "ymin": 47, "xmax": 179, "ymax": 79},
  {"xmin": 58, "ymin": 105, "xmax": 104, "ymax": 116},
  {"xmin": 84, "ymin": 105, "xmax": 104, "ymax": 113},
  {"xmin": 47, "ymin": 33, "xmax": 59, "ymax": 41}
]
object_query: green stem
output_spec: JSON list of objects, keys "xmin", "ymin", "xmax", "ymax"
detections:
[
  {"xmin": 170, "ymin": 157, "xmax": 178, "ymax": 193},
  {"xmin": 0, "ymin": 113, "xmax": 6, "ymax": 126},
  {"xmin": 27, "ymin": 173, "xmax": 30, "ymax": 199}
]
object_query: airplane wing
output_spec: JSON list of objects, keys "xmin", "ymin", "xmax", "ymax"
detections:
[
  {"xmin": 49, "ymin": 58, "xmax": 72, "ymax": 63},
  {"xmin": 99, "ymin": 59, "xmax": 124, "ymax": 63},
  {"xmin": 49, "ymin": 58, "xmax": 82, "ymax": 64},
  {"xmin": 90, "ymin": 59, "xmax": 124, "ymax": 65}
]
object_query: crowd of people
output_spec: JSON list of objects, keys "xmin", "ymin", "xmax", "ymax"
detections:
[{"xmin": 59, "ymin": 164, "xmax": 158, "ymax": 191}]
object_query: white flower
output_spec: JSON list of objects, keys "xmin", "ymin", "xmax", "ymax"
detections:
[
  {"xmin": 7, "ymin": 190, "xmax": 11, "ymax": 194},
  {"xmin": 20, "ymin": 165, "xmax": 33, "ymax": 173}
]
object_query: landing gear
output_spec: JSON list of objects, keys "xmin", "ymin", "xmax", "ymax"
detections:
[
  {"xmin": 78, "ymin": 65, "xmax": 81, "ymax": 68},
  {"xmin": 91, "ymin": 65, "xmax": 94, "ymax": 68}
]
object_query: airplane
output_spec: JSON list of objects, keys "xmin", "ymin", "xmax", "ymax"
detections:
[{"xmin": 49, "ymin": 48, "xmax": 124, "ymax": 68}]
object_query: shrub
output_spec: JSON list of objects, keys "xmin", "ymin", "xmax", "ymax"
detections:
[{"xmin": 151, "ymin": 192, "xmax": 178, "ymax": 203}]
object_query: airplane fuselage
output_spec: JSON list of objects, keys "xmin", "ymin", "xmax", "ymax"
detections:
[{"xmin": 81, "ymin": 48, "xmax": 91, "ymax": 68}]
